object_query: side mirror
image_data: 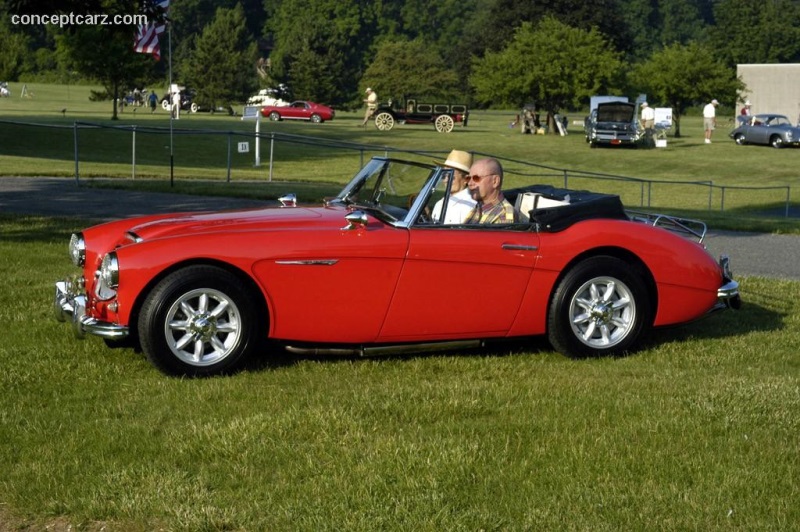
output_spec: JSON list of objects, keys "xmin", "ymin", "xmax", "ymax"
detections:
[
  {"xmin": 341, "ymin": 210, "xmax": 368, "ymax": 231},
  {"xmin": 278, "ymin": 193, "xmax": 297, "ymax": 207}
]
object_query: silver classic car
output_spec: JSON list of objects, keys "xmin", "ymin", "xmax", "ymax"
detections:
[{"xmin": 729, "ymin": 114, "xmax": 800, "ymax": 148}]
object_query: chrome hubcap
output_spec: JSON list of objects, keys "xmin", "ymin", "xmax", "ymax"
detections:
[
  {"xmin": 165, "ymin": 288, "xmax": 242, "ymax": 366},
  {"xmin": 569, "ymin": 276, "xmax": 636, "ymax": 348}
]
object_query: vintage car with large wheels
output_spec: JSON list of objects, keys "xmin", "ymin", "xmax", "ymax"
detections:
[
  {"xmin": 373, "ymin": 98, "xmax": 468, "ymax": 132},
  {"xmin": 54, "ymin": 157, "xmax": 740, "ymax": 377}
]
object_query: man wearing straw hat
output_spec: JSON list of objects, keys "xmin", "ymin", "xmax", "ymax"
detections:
[{"xmin": 431, "ymin": 150, "xmax": 476, "ymax": 224}]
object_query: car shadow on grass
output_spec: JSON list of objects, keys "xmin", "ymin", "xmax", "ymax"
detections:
[{"xmin": 245, "ymin": 300, "xmax": 783, "ymax": 372}]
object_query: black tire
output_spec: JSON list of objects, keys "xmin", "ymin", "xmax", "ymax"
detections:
[
  {"xmin": 310, "ymin": 114, "xmax": 322, "ymax": 123},
  {"xmin": 733, "ymin": 133, "xmax": 746, "ymax": 145},
  {"xmin": 138, "ymin": 265, "xmax": 263, "ymax": 377},
  {"xmin": 548, "ymin": 256, "xmax": 651, "ymax": 358},
  {"xmin": 770, "ymin": 135, "xmax": 784, "ymax": 148},
  {"xmin": 269, "ymin": 111, "xmax": 281, "ymax": 121}
]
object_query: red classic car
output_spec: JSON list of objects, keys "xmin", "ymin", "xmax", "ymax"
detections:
[
  {"xmin": 54, "ymin": 157, "xmax": 740, "ymax": 376},
  {"xmin": 260, "ymin": 100, "xmax": 335, "ymax": 123}
]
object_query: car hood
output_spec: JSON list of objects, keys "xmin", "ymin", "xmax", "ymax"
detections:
[
  {"xmin": 596, "ymin": 102, "xmax": 635, "ymax": 123},
  {"xmin": 126, "ymin": 206, "xmax": 329, "ymax": 241}
]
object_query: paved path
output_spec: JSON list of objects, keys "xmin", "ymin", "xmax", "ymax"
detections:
[{"xmin": 1, "ymin": 177, "xmax": 798, "ymax": 281}]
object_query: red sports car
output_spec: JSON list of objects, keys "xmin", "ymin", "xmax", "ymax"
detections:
[
  {"xmin": 54, "ymin": 157, "xmax": 740, "ymax": 376},
  {"xmin": 260, "ymin": 100, "xmax": 335, "ymax": 123}
]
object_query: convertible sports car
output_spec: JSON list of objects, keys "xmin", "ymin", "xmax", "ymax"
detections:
[
  {"xmin": 729, "ymin": 113, "xmax": 800, "ymax": 148},
  {"xmin": 260, "ymin": 100, "xmax": 335, "ymax": 123},
  {"xmin": 54, "ymin": 157, "xmax": 741, "ymax": 377}
]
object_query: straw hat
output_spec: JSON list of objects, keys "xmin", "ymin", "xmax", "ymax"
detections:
[{"xmin": 436, "ymin": 150, "xmax": 472, "ymax": 173}]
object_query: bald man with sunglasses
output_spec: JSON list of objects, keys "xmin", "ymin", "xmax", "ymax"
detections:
[{"xmin": 463, "ymin": 157, "xmax": 519, "ymax": 224}]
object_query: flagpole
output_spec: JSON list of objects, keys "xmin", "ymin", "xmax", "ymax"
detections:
[{"xmin": 168, "ymin": 19, "xmax": 174, "ymax": 187}]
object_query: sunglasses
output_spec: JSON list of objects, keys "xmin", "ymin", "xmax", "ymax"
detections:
[{"xmin": 467, "ymin": 173, "xmax": 496, "ymax": 183}]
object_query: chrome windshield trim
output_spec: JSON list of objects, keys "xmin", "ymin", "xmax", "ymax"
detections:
[{"xmin": 275, "ymin": 260, "xmax": 339, "ymax": 266}]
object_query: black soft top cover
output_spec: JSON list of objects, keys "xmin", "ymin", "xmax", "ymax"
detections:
[{"xmin": 505, "ymin": 185, "xmax": 628, "ymax": 232}]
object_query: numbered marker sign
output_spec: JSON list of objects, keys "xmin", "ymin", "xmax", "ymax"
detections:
[{"xmin": 237, "ymin": 142, "xmax": 250, "ymax": 153}]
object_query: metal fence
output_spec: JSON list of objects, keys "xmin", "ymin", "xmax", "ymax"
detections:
[{"xmin": 0, "ymin": 119, "xmax": 794, "ymax": 217}]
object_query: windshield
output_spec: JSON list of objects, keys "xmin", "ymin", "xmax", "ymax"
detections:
[{"xmin": 335, "ymin": 157, "xmax": 442, "ymax": 224}]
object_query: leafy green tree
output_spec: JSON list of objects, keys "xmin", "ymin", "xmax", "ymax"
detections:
[
  {"xmin": 362, "ymin": 39, "xmax": 460, "ymax": 101},
  {"xmin": 709, "ymin": 0, "xmax": 800, "ymax": 66},
  {"xmin": 480, "ymin": 0, "xmax": 632, "ymax": 56},
  {"xmin": 470, "ymin": 18, "xmax": 621, "ymax": 130},
  {"xmin": 266, "ymin": 0, "xmax": 376, "ymax": 107},
  {"xmin": 56, "ymin": 24, "xmax": 155, "ymax": 120},
  {"xmin": 0, "ymin": 19, "xmax": 29, "ymax": 80},
  {"xmin": 183, "ymin": 5, "xmax": 258, "ymax": 108},
  {"xmin": 630, "ymin": 42, "xmax": 744, "ymax": 136}
]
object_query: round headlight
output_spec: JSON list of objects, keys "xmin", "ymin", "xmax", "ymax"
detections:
[
  {"xmin": 69, "ymin": 233, "xmax": 86, "ymax": 267},
  {"xmin": 100, "ymin": 252, "xmax": 119, "ymax": 289}
]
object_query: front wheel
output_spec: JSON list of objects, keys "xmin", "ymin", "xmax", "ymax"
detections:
[
  {"xmin": 138, "ymin": 265, "xmax": 264, "ymax": 377},
  {"xmin": 374, "ymin": 112, "xmax": 395, "ymax": 131},
  {"xmin": 733, "ymin": 133, "xmax": 746, "ymax": 145},
  {"xmin": 548, "ymin": 256, "xmax": 651, "ymax": 358},
  {"xmin": 770, "ymin": 135, "xmax": 784, "ymax": 148},
  {"xmin": 269, "ymin": 111, "xmax": 281, "ymax": 121}
]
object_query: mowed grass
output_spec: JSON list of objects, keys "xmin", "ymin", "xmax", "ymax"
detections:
[
  {"xmin": 1, "ymin": 85, "xmax": 800, "ymax": 528},
  {"xmin": 1, "ymin": 215, "xmax": 800, "ymax": 530}
]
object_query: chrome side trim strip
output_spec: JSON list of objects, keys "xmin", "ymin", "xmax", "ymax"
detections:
[
  {"xmin": 275, "ymin": 260, "xmax": 338, "ymax": 266},
  {"xmin": 502, "ymin": 244, "xmax": 538, "ymax": 251}
]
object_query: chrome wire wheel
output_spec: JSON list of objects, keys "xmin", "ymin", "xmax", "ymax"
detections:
[
  {"xmin": 164, "ymin": 288, "xmax": 242, "ymax": 367},
  {"xmin": 568, "ymin": 276, "xmax": 636, "ymax": 349}
]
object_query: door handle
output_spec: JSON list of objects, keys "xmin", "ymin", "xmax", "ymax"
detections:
[{"xmin": 502, "ymin": 244, "xmax": 538, "ymax": 251}]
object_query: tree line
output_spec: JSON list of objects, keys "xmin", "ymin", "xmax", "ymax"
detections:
[{"xmin": 2, "ymin": 0, "xmax": 800, "ymax": 130}]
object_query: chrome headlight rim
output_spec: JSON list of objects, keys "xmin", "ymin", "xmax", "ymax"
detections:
[
  {"xmin": 69, "ymin": 233, "xmax": 86, "ymax": 267},
  {"xmin": 100, "ymin": 252, "xmax": 120, "ymax": 289}
]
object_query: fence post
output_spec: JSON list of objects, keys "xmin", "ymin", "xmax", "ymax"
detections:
[
  {"xmin": 73, "ymin": 121, "xmax": 79, "ymax": 184},
  {"xmin": 268, "ymin": 133, "xmax": 274, "ymax": 182},
  {"xmin": 131, "ymin": 125, "xmax": 136, "ymax": 180},
  {"xmin": 720, "ymin": 186, "xmax": 725, "ymax": 212},
  {"xmin": 562, "ymin": 170, "xmax": 568, "ymax": 188},
  {"xmin": 226, "ymin": 132, "xmax": 232, "ymax": 183},
  {"xmin": 786, "ymin": 187, "xmax": 791, "ymax": 218}
]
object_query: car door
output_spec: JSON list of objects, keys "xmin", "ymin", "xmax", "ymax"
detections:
[{"xmin": 377, "ymin": 226, "xmax": 540, "ymax": 341}]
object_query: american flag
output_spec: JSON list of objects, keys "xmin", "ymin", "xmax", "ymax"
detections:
[{"xmin": 134, "ymin": 0, "xmax": 170, "ymax": 60}]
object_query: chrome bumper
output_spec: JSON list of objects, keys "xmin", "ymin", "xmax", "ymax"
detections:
[
  {"xmin": 54, "ymin": 280, "xmax": 129, "ymax": 340},
  {"xmin": 711, "ymin": 254, "xmax": 742, "ymax": 311}
]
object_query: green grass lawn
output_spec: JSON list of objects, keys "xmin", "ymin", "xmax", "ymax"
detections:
[
  {"xmin": 1, "ymin": 85, "xmax": 799, "ymax": 528},
  {"xmin": 0, "ymin": 214, "xmax": 798, "ymax": 530}
]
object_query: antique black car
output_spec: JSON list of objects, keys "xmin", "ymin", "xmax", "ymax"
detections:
[
  {"xmin": 373, "ymin": 97, "xmax": 469, "ymax": 133},
  {"xmin": 584, "ymin": 101, "xmax": 642, "ymax": 147}
]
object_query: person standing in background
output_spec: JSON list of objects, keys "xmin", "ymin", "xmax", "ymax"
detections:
[
  {"xmin": 703, "ymin": 99, "xmax": 718, "ymax": 144},
  {"xmin": 362, "ymin": 87, "xmax": 377, "ymax": 126}
]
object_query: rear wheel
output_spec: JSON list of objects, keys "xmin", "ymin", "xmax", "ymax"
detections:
[
  {"xmin": 770, "ymin": 135, "xmax": 784, "ymax": 148},
  {"xmin": 310, "ymin": 114, "xmax": 322, "ymax": 123},
  {"xmin": 375, "ymin": 112, "xmax": 395, "ymax": 131},
  {"xmin": 548, "ymin": 256, "xmax": 651, "ymax": 358},
  {"xmin": 190, "ymin": 102, "xmax": 199, "ymax": 113},
  {"xmin": 435, "ymin": 114, "xmax": 455, "ymax": 133},
  {"xmin": 138, "ymin": 265, "xmax": 263, "ymax": 377}
]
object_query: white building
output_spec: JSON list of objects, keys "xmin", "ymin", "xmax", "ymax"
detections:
[{"xmin": 737, "ymin": 64, "xmax": 800, "ymax": 123}]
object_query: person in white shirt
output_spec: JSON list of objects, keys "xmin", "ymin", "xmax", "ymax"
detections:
[
  {"xmin": 431, "ymin": 150, "xmax": 476, "ymax": 224},
  {"xmin": 362, "ymin": 87, "xmax": 377, "ymax": 126},
  {"xmin": 703, "ymin": 99, "xmax": 718, "ymax": 143},
  {"xmin": 640, "ymin": 102, "xmax": 656, "ymax": 144}
]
